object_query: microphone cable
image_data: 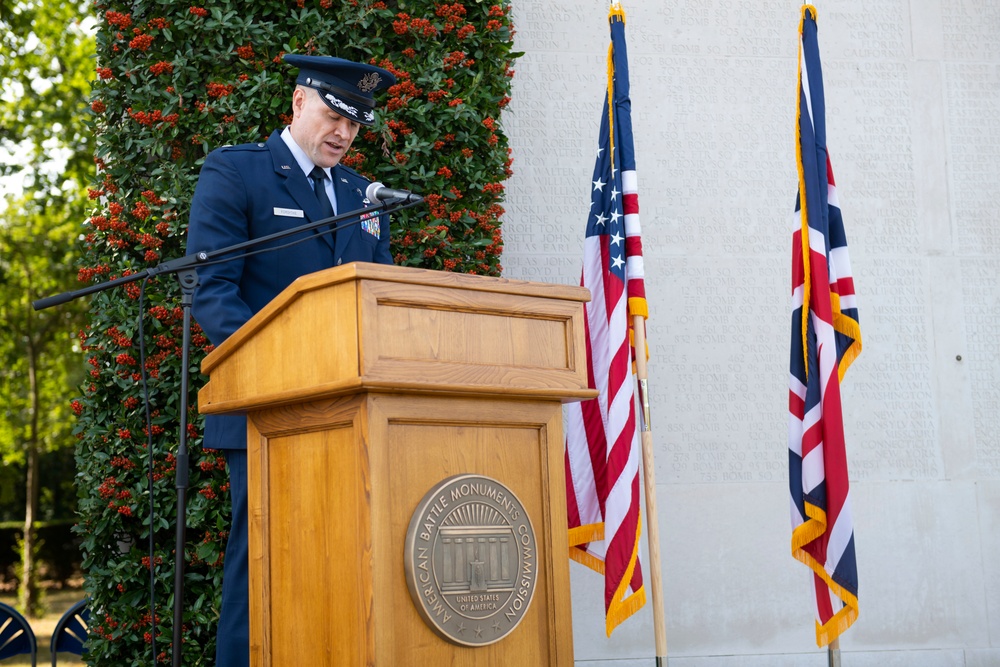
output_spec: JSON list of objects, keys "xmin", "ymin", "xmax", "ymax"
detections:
[{"xmin": 136, "ymin": 275, "xmax": 158, "ymax": 664}]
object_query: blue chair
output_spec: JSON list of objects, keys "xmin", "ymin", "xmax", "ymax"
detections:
[
  {"xmin": 0, "ymin": 601, "xmax": 36, "ymax": 666},
  {"xmin": 49, "ymin": 599, "xmax": 88, "ymax": 666}
]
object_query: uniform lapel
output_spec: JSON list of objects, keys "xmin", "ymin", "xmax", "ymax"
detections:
[
  {"xmin": 332, "ymin": 166, "xmax": 364, "ymax": 257},
  {"xmin": 267, "ymin": 132, "xmax": 337, "ymax": 252}
]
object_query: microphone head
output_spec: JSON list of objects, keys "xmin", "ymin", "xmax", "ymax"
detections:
[{"xmin": 365, "ymin": 181, "xmax": 386, "ymax": 203}]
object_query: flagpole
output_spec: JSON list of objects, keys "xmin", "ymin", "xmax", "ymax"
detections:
[
  {"xmin": 631, "ymin": 313, "xmax": 668, "ymax": 666},
  {"xmin": 827, "ymin": 638, "xmax": 841, "ymax": 667}
]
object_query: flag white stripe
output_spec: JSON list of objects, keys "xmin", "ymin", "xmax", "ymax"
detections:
[
  {"xmin": 583, "ymin": 242, "xmax": 611, "ymax": 408},
  {"xmin": 811, "ymin": 312, "xmax": 839, "ymax": 390},
  {"xmin": 788, "ymin": 414, "xmax": 804, "ymax": 457},
  {"xmin": 790, "ymin": 498, "xmax": 807, "ymax": 527},
  {"xmin": 790, "ymin": 373, "xmax": 807, "ymax": 399},
  {"xmin": 624, "ymin": 214, "xmax": 641, "ymax": 236},
  {"xmin": 564, "ymin": 401, "xmax": 602, "ymax": 526},
  {"xmin": 825, "ymin": 491, "xmax": 854, "ymax": 574},
  {"xmin": 604, "ymin": 428, "xmax": 639, "ymax": 538},
  {"xmin": 802, "ymin": 400, "xmax": 822, "ymax": 434},
  {"xmin": 622, "ymin": 170, "xmax": 637, "ymax": 192},
  {"xmin": 827, "ymin": 184, "xmax": 840, "ymax": 207},
  {"xmin": 801, "ymin": 441, "xmax": 825, "ymax": 492},
  {"xmin": 807, "ymin": 227, "xmax": 827, "ymax": 257},
  {"xmin": 828, "ymin": 247, "xmax": 853, "ymax": 283},
  {"xmin": 625, "ymin": 255, "xmax": 644, "ymax": 278},
  {"xmin": 792, "ymin": 286, "xmax": 804, "ymax": 309}
]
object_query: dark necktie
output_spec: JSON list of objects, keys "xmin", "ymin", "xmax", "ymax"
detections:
[{"xmin": 309, "ymin": 166, "xmax": 336, "ymax": 241}]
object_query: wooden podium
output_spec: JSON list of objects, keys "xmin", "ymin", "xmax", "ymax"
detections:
[{"xmin": 198, "ymin": 263, "xmax": 593, "ymax": 666}]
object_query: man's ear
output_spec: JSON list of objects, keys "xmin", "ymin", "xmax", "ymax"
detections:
[{"xmin": 291, "ymin": 87, "xmax": 306, "ymax": 117}]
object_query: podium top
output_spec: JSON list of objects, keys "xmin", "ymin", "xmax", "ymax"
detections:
[{"xmin": 198, "ymin": 263, "xmax": 596, "ymax": 414}]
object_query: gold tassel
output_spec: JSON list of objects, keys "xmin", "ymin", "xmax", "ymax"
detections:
[{"xmin": 604, "ymin": 512, "xmax": 646, "ymax": 636}]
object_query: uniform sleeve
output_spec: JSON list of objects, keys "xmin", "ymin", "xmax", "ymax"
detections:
[{"xmin": 186, "ymin": 149, "xmax": 254, "ymax": 346}]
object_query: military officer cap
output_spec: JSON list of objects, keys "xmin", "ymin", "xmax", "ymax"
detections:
[{"xmin": 284, "ymin": 54, "xmax": 396, "ymax": 127}]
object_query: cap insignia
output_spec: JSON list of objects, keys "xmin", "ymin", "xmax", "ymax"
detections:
[{"xmin": 357, "ymin": 72, "xmax": 382, "ymax": 93}]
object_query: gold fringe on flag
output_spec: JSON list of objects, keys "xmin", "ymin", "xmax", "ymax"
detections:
[
  {"xmin": 612, "ymin": 6, "xmax": 647, "ymax": 636},
  {"xmin": 605, "ymin": 513, "xmax": 646, "ymax": 636},
  {"xmin": 792, "ymin": 7, "xmax": 861, "ymax": 645},
  {"xmin": 568, "ymin": 523, "xmax": 604, "ymax": 549},
  {"xmin": 830, "ymin": 292, "xmax": 863, "ymax": 381},
  {"xmin": 795, "ymin": 4, "xmax": 818, "ymax": 381},
  {"xmin": 791, "ymin": 501, "xmax": 860, "ymax": 646}
]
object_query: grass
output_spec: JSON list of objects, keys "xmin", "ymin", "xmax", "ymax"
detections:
[{"xmin": 0, "ymin": 587, "xmax": 86, "ymax": 666}]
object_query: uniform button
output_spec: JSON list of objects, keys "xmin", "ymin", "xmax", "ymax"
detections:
[{"xmin": 337, "ymin": 259, "xmax": 343, "ymax": 265}]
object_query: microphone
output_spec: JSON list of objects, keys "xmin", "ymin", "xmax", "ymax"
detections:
[{"xmin": 366, "ymin": 182, "xmax": 424, "ymax": 205}]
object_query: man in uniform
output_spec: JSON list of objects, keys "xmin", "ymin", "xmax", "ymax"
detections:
[{"xmin": 186, "ymin": 54, "xmax": 396, "ymax": 666}]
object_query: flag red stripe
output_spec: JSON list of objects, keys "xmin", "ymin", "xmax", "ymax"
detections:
[
  {"xmin": 564, "ymin": 448, "xmax": 584, "ymax": 529},
  {"xmin": 833, "ymin": 276, "xmax": 855, "ymax": 297},
  {"xmin": 624, "ymin": 236, "xmax": 643, "ymax": 257},
  {"xmin": 622, "ymin": 193, "xmax": 639, "ymax": 215},
  {"xmin": 813, "ymin": 573, "xmax": 835, "ymax": 622},
  {"xmin": 801, "ymin": 421, "xmax": 823, "ymax": 454},
  {"xmin": 789, "ymin": 391, "xmax": 806, "ymax": 419},
  {"xmin": 565, "ymin": 7, "xmax": 646, "ymax": 635}
]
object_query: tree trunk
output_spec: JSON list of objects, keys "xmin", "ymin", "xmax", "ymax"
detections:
[{"xmin": 18, "ymin": 334, "xmax": 40, "ymax": 618}]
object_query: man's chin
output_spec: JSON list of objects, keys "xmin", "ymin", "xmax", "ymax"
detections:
[{"xmin": 321, "ymin": 151, "xmax": 344, "ymax": 168}]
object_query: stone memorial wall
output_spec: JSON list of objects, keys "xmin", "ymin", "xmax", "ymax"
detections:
[{"xmin": 501, "ymin": 0, "xmax": 1000, "ymax": 664}]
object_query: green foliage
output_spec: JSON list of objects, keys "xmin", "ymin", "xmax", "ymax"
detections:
[
  {"xmin": 74, "ymin": 0, "xmax": 518, "ymax": 663},
  {"xmin": 340, "ymin": 1, "xmax": 518, "ymax": 273},
  {"xmin": 0, "ymin": 0, "xmax": 94, "ymax": 616},
  {"xmin": 0, "ymin": 0, "xmax": 96, "ymax": 189},
  {"xmin": 0, "ymin": 197, "xmax": 88, "ymax": 465},
  {"xmin": 0, "ymin": 0, "xmax": 93, "ymax": 466},
  {"xmin": 12, "ymin": 533, "xmax": 46, "ymax": 616},
  {"xmin": 0, "ymin": 199, "xmax": 87, "ymax": 613},
  {"xmin": 0, "ymin": 520, "xmax": 82, "ymax": 583},
  {"xmin": 0, "ymin": 448, "xmax": 78, "ymax": 527}
]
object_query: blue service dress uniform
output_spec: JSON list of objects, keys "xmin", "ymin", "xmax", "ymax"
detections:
[{"xmin": 186, "ymin": 128, "xmax": 392, "ymax": 666}]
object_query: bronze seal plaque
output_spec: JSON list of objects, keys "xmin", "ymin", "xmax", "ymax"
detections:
[{"xmin": 404, "ymin": 474, "xmax": 538, "ymax": 646}]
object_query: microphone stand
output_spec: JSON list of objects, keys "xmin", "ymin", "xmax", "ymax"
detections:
[{"xmin": 34, "ymin": 196, "xmax": 423, "ymax": 666}]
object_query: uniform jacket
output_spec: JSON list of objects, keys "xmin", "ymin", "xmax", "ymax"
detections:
[{"xmin": 187, "ymin": 129, "xmax": 393, "ymax": 450}]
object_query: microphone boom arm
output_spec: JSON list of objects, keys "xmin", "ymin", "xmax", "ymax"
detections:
[{"xmin": 33, "ymin": 196, "xmax": 423, "ymax": 311}]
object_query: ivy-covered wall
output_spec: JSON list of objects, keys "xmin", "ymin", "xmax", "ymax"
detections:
[{"xmin": 74, "ymin": 1, "xmax": 518, "ymax": 662}]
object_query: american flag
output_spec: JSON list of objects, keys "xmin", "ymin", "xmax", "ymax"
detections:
[
  {"xmin": 788, "ymin": 4, "xmax": 861, "ymax": 647},
  {"xmin": 564, "ymin": 2, "xmax": 647, "ymax": 637}
]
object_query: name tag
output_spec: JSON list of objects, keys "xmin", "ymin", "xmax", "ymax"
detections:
[{"xmin": 273, "ymin": 207, "xmax": 304, "ymax": 218}]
